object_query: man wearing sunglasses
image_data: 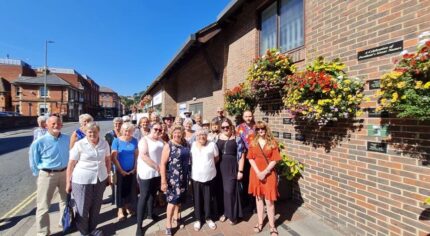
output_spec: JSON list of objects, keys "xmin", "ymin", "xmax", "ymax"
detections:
[{"xmin": 235, "ymin": 110, "xmax": 256, "ymax": 212}]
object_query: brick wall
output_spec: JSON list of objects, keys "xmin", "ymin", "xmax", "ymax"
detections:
[{"xmin": 222, "ymin": 0, "xmax": 430, "ymax": 235}]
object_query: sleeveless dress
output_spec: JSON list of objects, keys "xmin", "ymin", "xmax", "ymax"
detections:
[
  {"xmin": 166, "ymin": 141, "xmax": 190, "ymax": 204},
  {"xmin": 76, "ymin": 128, "xmax": 86, "ymax": 140},
  {"xmin": 217, "ymin": 138, "xmax": 243, "ymax": 221}
]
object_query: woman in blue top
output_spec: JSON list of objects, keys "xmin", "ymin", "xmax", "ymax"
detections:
[
  {"xmin": 70, "ymin": 113, "xmax": 93, "ymax": 148},
  {"xmin": 112, "ymin": 122, "xmax": 139, "ymax": 221}
]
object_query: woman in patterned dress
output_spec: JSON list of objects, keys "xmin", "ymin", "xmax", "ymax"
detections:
[{"xmin": 160, "ymin": 125, "xmax": 191, "ymax": 235}]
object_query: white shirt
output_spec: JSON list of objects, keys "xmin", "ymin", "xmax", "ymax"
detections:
[
  {"xmin": 137, "ymin": 136, "xmax": 164, "ymax": 180},
  {"xmin": 191, "ymin": 141, "xmax": 219, "ymax": 182},
  {"xmin": 70, "ymin": 138, "xmax": 110, "ymax": 184}
]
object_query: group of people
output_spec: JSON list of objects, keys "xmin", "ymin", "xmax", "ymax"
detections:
[{"xmin": 29, "ymin": 107, "xmax": 282, "ymax": 236}]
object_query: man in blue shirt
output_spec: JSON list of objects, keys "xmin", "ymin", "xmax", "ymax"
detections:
[{"xmin": 29, "ymin": 115, "xmax": 70, "ymax": 236}]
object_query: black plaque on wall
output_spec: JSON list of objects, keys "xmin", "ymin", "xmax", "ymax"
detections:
[
  {"xmin": 357, "ymin": 40, "xmax": 403, "ymax": 61},
  {"xmin": 283, "ymin": 132, "xmax": 292, "ymax": 139},
  {"xmin": 261, "ymin": 105, "xmax": 268, "ymax": 110},
  {"xmin": 272, "ymin": 104, "xmax": 281, "ymax": 111},
  {"xmin": 367, "ymin": 141, "xmax": 387, "ymax": 153},
  {"xmin": 262, "ymin": 117, "xmax": 269, "ymax": 122},
  {"xmin": 369, "ymin": 79, "xmax": 381, "ymax": 90},
  {"xmin": 283, "ymin": 118, "xmax": 293, "ymax": 124},
  {"xmin": 368, "ymin": 108, "xmax": 389, "ymax": 118},
  {"xmin": 295, "ymin": 134, "xmax": 305, "ymax": 141},
  {"xmin": 272, "ymin": 131, "xmax": 279, "ymax": 138}
]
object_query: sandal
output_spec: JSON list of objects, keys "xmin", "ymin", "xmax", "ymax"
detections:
[
  {"xmin": 219, "ymin": 215, "xmax": 226, "ymax": 222},
  {"xmin": 253, "ymin": 223, "xmax": 263, "ymax": 233},
  {"xmin": 270, "ymin": 227, "xmax": 279, "ymax": 236},
  {"xmin": 165, "ymin": 227, "xmax": 172, "ymax": 235},
  {"xmin": 173, "ymin": 218, "xmax": 185, "ymax": 229}
]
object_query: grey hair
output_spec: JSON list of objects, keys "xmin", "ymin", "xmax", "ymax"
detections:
[
  {"xmin": 194, "ymin": 113, "xmax": 201, "ymax": 118},
  {"xmin": 79, "ymin": 113, "xmax": 94, "ymax": 125},
  {"xmin": 183, "ymin": 118, "xmax": 193, "ymax": 126},
  {"xmin": 85, "ymin": 122, "xmax": 100, "ymax": 132},
  {"xmin": 195, "ymin": 128, "xmax": 208, "ymax": 136},
  {"xmin": 113, "ymin": 117, "xmax": 123, "ymax": 123},
  {"xmin": 37, "ymin": 116, "xmax": 47, "ymax": 124},
  {"xmin": 121, "ymin": 122, "xmax": 135, "ymax": 132}
]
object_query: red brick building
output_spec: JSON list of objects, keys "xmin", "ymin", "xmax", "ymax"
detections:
[
  {"xmin": 143, "ymin": 0, "xmax": 430, "ymax": 235},
  {"xmin": 99, "ymin": 86, "xmax": 120, "ymax": 117}
]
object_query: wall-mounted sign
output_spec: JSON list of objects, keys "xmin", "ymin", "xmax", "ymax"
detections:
[
  {"xmin": 368, "ymin": 79, "xmax": 381, "ymax": 90},
  {"xmin": 153, "ymin": 91, "xmax": 163, "ymax": 106},
  {"xmin": 357, "ymin": 40, "xmax": 403, "ymax": 61},
  {"xmin": 283, "ymin": 132, "xmax": 292, "ymax": 139},
  {"xmin": 262, "ymin": 117, "xmax": 269, "ymax": 122},
  {"xmin": 295, "ymin": 134, "xmax": 305, "ymax": 141},
  {"xmin": 272, "ymin": 131, "xmax": 279, "ymax": 138},
  {"xmin": 178, "ymin": 103, "xmax": 187, "ymax": 117},
  {"xmin": 367, "ymin": 125, "xmax": 389, "ymax": 137},
  {"xmin": 283, "ymin": 118, "xmax": 293, "ymax": 124},
  {"xmin": 367, "ymin": 141, "xmax": 387, "ymax": 153},
  {"xmin": 272, "ymin": 104, "xmax": 281, "ymax": 111},
  {"xmin": 368, "ymin": 108, "xmax": 389, "ymax": 118}
]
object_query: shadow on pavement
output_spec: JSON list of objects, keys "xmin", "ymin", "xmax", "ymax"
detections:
[
  {"xmin": 0, "ymin": 208, "xmax": 36, "ymax": 232},
  {"xmin": 0, "ymin": 135, "xmax": 33, "ymax": 155}
]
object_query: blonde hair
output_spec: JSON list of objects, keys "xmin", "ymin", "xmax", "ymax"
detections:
[
  {"xmin": 251, "ymin": 121, "xmax": 277, "ymax": 148},
  {"xmin": 121, "ymin": 122, "xmax": 135, "ymax": 135},
  {"xmin": 85, "ymin": 122, "xmax": 100, "ymax": 132},
  {"xmin": 79, "ymin": 113, "xmax": 94, "ymax": 126},
  {"xmin": 170, "ymin": 125, "xmax": 187, "ymax": 145}
]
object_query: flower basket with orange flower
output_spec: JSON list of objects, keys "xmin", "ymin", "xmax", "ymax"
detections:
[
  {"xmin": 376, "ymin": 32, "xmax": 430, "ymax": 120},
  {"xmin": 283, "ymin": 57, "xmax": 366, "ymax": 124},
  {"xmin": 224, "ymin": 82, "xmax": 256, "ymax": 117},
  {"xmin": 247, "ymin": 49, "xmax": 296, "ymax": 100}
]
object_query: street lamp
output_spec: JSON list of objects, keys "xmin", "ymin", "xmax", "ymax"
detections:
[{"xmin": 44, "ymin": 40, "xmax": 54, "ymax": 115}]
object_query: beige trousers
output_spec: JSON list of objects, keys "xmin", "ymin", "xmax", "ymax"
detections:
[{"xmin": 36, "ymin": 170, "xmax": 67, "ymax": 236}]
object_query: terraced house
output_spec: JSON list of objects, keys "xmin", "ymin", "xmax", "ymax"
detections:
[{"xmin": 143, "ymin": 0, "xmax": 430, "ymax": 235}]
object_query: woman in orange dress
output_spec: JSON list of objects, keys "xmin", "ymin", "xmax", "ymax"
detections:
[{"xmin": 247, "ymin": 121, "xmax": 281, "ymax": 236}]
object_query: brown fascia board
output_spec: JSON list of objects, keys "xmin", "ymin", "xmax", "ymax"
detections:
[{"xmin": 216, "ymin": 0, "xmax": 245, "ymax": 23}]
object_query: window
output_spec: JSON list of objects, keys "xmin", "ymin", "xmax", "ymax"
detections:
[
  {"xmin": 39, "ymin": 86, "xmax": 48, "ymax": 97},
  {"xmin": 15, "ymin": 85, "xmax": 20, "ymax": 96},
  {"xmin": 39, "ymin": 104, "xmax": 48, "ymax": 115},
  {"xmin": 260, "ymin": 0, "xmax": 304, "ymax": 55},
  {"xmin": 189, "ymin": 102, "xmax": 203, "ymax": 117},
  {"xmin": 15, "ymin": 105, "xmax": 20, "ymax": 113}
]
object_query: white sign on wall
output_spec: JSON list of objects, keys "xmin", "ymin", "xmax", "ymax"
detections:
[
  {"xmin": 153, "ymin": 91, "xmax": 162, "ymax": 106},
  {"xmin": 179, "ymin": 103, "xmax": 187, "ymax": 118}
]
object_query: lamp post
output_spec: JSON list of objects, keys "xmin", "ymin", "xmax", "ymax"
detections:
[{"xmin": 44, "ymin": 40, "xmax": 54, "ymax": 115}]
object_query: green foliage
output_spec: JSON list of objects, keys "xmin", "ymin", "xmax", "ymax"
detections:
[
  {"xmin": 224, "ymin": 82, "xmax": 256, "ymax": 117},
  {"xmin": 276, "ymin": 143, "xmax": 304, "ymax": 180},
  {"xmin": 424, "ymin": 197, "xmax": 430, "ymax": 205}
]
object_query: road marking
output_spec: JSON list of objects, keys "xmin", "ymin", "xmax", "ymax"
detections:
[{"xmin": 0, "ymin": 191, "xmax": 36, "ymax": 225}]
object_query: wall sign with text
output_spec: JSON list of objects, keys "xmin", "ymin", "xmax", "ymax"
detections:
[
  {"xmin": 357, "ymin": 41, "xmax": 403, "ymax": 61},
  {"xmin": 367, "ymin": 141, "xmax": 388, "ymax": 153}
]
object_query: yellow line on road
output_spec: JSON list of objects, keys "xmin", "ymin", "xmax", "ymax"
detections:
[{"xmin": 0, "ymin": 191, "xmax": 36, "ymax": 225}]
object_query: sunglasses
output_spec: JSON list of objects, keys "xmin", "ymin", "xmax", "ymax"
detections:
[
  {"xmin": 255, "ymin": 127, "xmax": 266, "ymax": 131},
  {"xmin": 221, "ymin": 126, "xmax": 230, "ymax": 130},
  {"xmin": 153, "ymin": 128, "xmax": 162, "ymax": 132}
]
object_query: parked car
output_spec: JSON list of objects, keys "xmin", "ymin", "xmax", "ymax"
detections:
[{"xmin": 0, "ymin": 111, "xmax": 21, "ymax": 117}]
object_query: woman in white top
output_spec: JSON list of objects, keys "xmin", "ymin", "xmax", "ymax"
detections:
[
  {"xmin": 66, "ymin": 122, "xmax": 111, "ymax": 236},
  {"xmin": 190, "ymin": 128, "xmax": 219, "ymax": 231},
  {"xmin": 135, "ymin": 122, "xmax": 164, "ymax": 236}
]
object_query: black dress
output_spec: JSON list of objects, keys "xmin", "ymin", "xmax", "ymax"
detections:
[{"xmin": 217, "ymin": 139, "xmax": 243, "ymax": 221}]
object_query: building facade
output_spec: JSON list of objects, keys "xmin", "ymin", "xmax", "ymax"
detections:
[
  {"xmin": 99, "ymin": 86, "xmax": 120, "ymax": 117},
  {"xmin": 142, "ymin": 0, "xmax": 430, "ymax": 235}
]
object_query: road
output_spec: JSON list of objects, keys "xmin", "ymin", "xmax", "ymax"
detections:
[{"xmin": 0, "ymin": 120, "xmax": 112, "ymax": 235}]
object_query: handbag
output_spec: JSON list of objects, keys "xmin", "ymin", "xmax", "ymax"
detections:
[
  {"xmin": 257, "ymin": 144, "xmax": 280, "ymax": 183},
  {"xmin": 61, "ymin": 194, "xmax": 75, "ymax": 233}
]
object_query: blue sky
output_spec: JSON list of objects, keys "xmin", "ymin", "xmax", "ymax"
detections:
[{"xmin": 0, "ymin": 0, "xmax": 230, "ymax": 96}]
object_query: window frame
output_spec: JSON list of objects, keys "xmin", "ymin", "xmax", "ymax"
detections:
[
  {"xmin": 39, "ymin": 86, "xmax": 48, "ymax": 98},
  {"xmin": 257, "ymin": 0, "xmax": 305, "ymax": 55}
]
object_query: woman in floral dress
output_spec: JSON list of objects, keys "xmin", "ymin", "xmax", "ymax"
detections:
[{"xmin": 160, "ymin": 125, "xmax": 190, "ymax": 235}]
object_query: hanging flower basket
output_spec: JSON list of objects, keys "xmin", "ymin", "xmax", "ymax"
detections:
[
  {"xmin": 283, "ymin": 57, "xmax": 366, "ymax": 124},
  {"xmin": 376, "ymin": 32, "xmax": 430, "ymax": 120},
  {"xmin": 247, "ymin": 49, "xmax": 296, "ymax": 100},
  {"xmin": 140, "ymin": 95, "xmax": 152, "ymax": 107},
  {"xmin": 224, "ymin": 82, "xmax": 256, "ymax": 117}
]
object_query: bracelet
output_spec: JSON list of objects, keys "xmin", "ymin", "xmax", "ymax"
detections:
[{"xmin": 238, "ymin": 170, "xmax": 243, "ymax": 173}]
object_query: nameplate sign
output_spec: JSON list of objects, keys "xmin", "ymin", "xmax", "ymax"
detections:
[
  {"xmin": 283, "ymin": 118, "xmax": 293, "ymax": 124},
  {"xmin": 367, "ymin": 141, "xmax": 387, "ymax": 153},
  {"xmin": 283, "ymin": 132, "xmax": 292, "ymax": 139},
  {"xmin": 358, "ymin": 40, "xmax": 403, "ymax": 61},
  {"xmin": 272, "ymin": 104, "xmax": 281, "ymax": 111},
  {"xmin": 369, "ymin": 79, "xmax": 381, "ymax": 90},
  {"xmin": 368, "ymin": 125, "xmax": 389, "ymax": 137},
  {"xmin": 368, "ymin": 108, "xmax": 389, "ymax": 118},
  {"xmin": 272, "ymin": 131, "xmax": 279, "ymax": 138},
  {"xmin": 262, "ymin": 117, "xmax": 269, "ymax": 123}
]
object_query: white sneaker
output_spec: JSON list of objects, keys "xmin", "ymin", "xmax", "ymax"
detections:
[
  {"xmin": 206, "ymin": 219, "xmax": 217, "ymax": 230},
  {"xmin": 193, "ymin": 221, "xmax": 201, "ymax": 231}
]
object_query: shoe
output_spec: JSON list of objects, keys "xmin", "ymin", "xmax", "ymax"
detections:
[
  {"xmin": 117, "ymin": 210, "xmax": 126, "ymax": 222},
  {"xmin": 126, "ymin": 209, "xmax": 136, "ymax": 216},
  {"xmin": 206, "ymin": 219, "xmax": 217, "ymax": 230},
  {"xmin": 270, "ymin": 227, "xmax": 279, "ymax": 236},
  {"xmin": 219, "ymin": 215, "xmax": 226, "ymax": 222},
  {"xmin": 165, "ymin": 227, "xmax": 172, "ymax": 235},
  {"xmin": 193, "ymin": 221, "xmax": 201, "ymax": 231},
  {"xmin": 253, "ymin": 223, "xmax": 263, "ymax": 233},
  {"xmin": 228, "ymin": 219, "xmax": 236, "ymax": 225}
]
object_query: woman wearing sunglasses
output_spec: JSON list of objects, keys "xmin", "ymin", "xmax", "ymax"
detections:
[
  {"xmin": 247, "ymin": 121, "xmax": 281, "ymax": 236},
  {"xmin": 216, "ymin": 118, "xmax": 245, "ymax": 225},
  {"xmin": 135, "ymin": 122, "xmax": 165, "ymax": 236}
]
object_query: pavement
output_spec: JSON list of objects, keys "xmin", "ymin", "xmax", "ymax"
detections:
[{"xmin": 21, "ymin": 187, "xmax": 343, "ymax": 236}]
